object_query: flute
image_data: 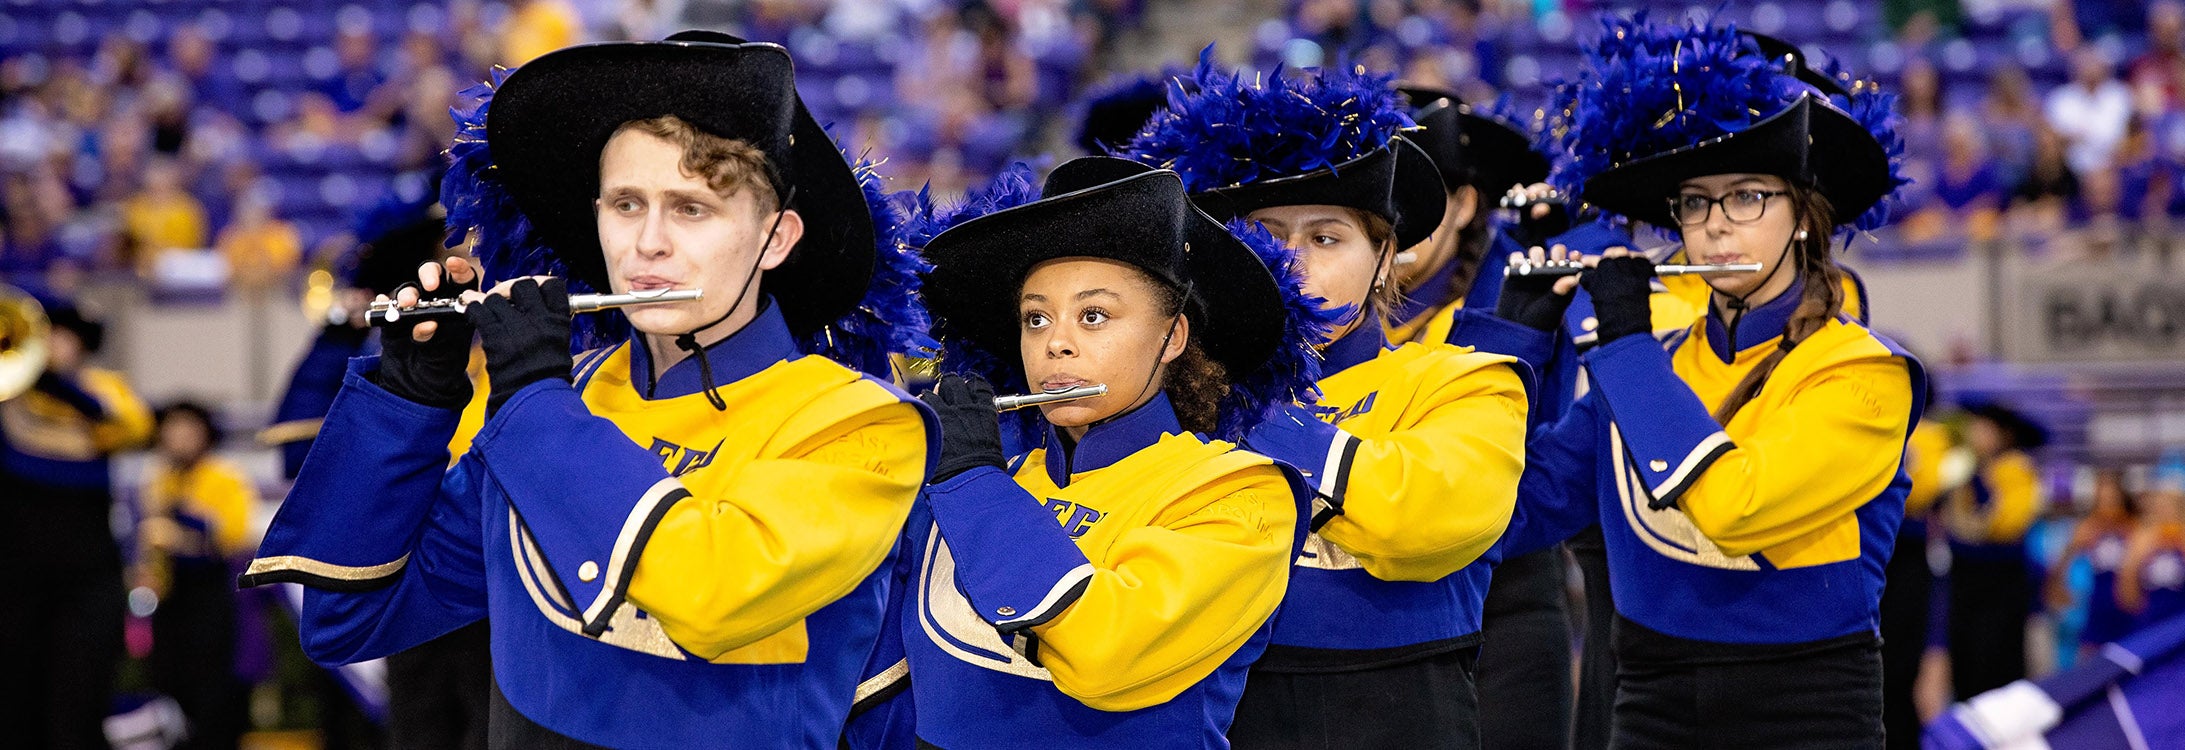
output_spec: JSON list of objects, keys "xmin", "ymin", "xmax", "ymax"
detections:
[
  {"xmin": 1503, "ymin": 261, "xmax": 1763, "ymax": 277},
  {"xmin": 367, "ymin": 288, "xmax": 705, "ymax": 326},
  {"xmin": 994, "ymin": 384, "xmax": 1108, "ymax": 412}
]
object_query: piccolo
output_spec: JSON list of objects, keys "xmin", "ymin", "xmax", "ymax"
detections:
[
  {"xmin": 1499, "ymin": 189, "xmax": 1566, "ymax": 210},
  {"xmin": 994, "ymin": 384, "xmax": 1108, "ymax": 412},
  {"xmin": 1503, "ymin": 261, "xmax": 1763, "ymax": 277},
  {"xmin": 367, "ymin": 288, "xmax": 705, "ymax": 326}
]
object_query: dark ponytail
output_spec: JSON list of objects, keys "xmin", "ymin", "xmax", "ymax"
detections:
[{"xmin": 1711, "ymin": 187, "xmax": 1843, "ymax": 424}]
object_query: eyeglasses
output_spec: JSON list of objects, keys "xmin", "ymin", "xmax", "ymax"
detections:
[{"xmin": 1669, "ymin": 189, "xmax": 1786, "ymax": 225}]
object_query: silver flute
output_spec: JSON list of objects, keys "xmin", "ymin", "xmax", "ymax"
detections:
[
  {"xmin": 1503, "ymin": 260, "xmax": 1763, "ymax": 278},
  {"xmin": 367, "ymin": 288, "xmax": 705, "ymax": 326},
  {"xmin": 994, "ymin": 384, "xmax": 1108, "ymax": 412}
]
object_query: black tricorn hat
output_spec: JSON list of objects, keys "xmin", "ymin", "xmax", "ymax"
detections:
[
  {"xmin": 1967, "ymin": 401, "xmax": 2051, "ymax": 451},
  {"xmin": 1398, "ymin": 85, "xmax": 1551, "ymax": 195},
  {"xmin": 480, "ymin": 30, "xmax": 873, "ymax": 335},
  {"xmin": 1191, "ymin": 136, "xmax": 1447, "ymax": 249},
  {"xmin": 1580, "ymin": 95, "xmax": 1892, "ymax": 229},
  {"xmin": 1075, "ymin": 75, "xmax": 1170, "ymax": 155},
  {"xmin": 923, "ymin": 157, "xmax": 1287, "ymax": 383},
  {"xmin": 1745, "ymin": 32, "xmax": 1850, "ymax": 98}
]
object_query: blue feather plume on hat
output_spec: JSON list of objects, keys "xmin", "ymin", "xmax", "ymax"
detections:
[
  {"xmin": 1120, "ymin": 45, "xmax": 1415, "ymax": 193},
  {"xmin": 1546, "ymin": 12, "xmax": 1907, "ymax": 232},
  {"xmin": 907, "ymin": 164, "xmax": 1338, "ymax": 442},
  {"xmin": 439, "ymin": 68, "xmax": 931, "ymax": 378}
]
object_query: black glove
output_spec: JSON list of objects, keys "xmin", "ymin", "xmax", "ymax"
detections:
[
  {"xmin": 1581, "ymin": 256, "xmax": 1657, "ymax": 345},
  {"xmin": 466, "ymin": 277, "xmax": 573, "ymax": 416},
  {"xmin": 33, "ymin": 371, "xmax": 106, "ymax": 419},
  {"xmin": 1505, "ymin": 196, "xmax": 1573, "ymax": 250},
  {"xmin": 918, "ymin": 375, "xmax": 1006, "ymax": 483},
  {"xmin": 1495, "ymin": 263, "xmax": 1577, "ymax": 332},
  {"xmin": 376, "ymin": 276, "xmax": 478, "ymax": 410}
]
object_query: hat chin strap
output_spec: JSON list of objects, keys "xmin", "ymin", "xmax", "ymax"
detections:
[
  {"xmin": 1717, "ymin": 231, "xmax": 1797, "ymax": 351},
  {"xmin": 655, "ymin": 186, "xmax": 797, "ymax": 412},
  {"xmin": 1082, "ymin": 281, "xmax": 1193, "ymax": 435}
]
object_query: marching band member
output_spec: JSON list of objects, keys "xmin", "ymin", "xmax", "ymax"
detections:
[
  {"xmin": 238, "ymin": 32, "xmax": 935, "ymax": 749},
  {"xmin": 1458, "ymin": 15, "xmax": 1924, "ymax": 747},
  {"xmin": 0, "ymin": 301, "xmax": 154, "ymax": 749},
  {"xmin": 1394, "ymin": 86, "xmax": 1575, "ymax": 750},
  {"xmin": 1123, "ymin": 52, "xmax": 1531, "ymax": 749},
  {"xmin": 850, "ymin": 156, "xmax": 1332, "ymax": 748},
  {"xmin": 1941, "ymin": 401, "xmax": 2048, "ymax": 699}
]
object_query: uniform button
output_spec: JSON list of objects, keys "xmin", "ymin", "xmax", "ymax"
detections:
[
  {"xmin": 996, "ymin": 606, "xmax": 1018, "ymax": 617},
  {"xmin": 1582, "ymin": 316, "xmax": 1599, "ymax": 332},
  {"xmin": 579, "ymin": 561, "xmax": 600, "ymax": 583},
  {"xmin": 1649, "ymin": 460, "xmax": 1668, "ymax": 472}
]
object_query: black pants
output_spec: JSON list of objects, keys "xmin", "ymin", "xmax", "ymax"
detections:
[
  {"xmin": 389, "ymin": 621, "xmax": 492, "ymax": 750},
  {"xmin": 0, "ymin": 565, "xmax": 125, "ymax": 750},
  {"xmin": 1613, "ymin": 628, "xmax": 1884, "ymax": 750},
  {"xmin": 1476, "ymin": 547, "xmax": 1573, "ymax": 750},
  {"xmin": 150, "ymin": 562, "xmax": 246, "ymax": 750},
  {"xmin": 488, "ymin": 677, "xmax": 610, "ymax": 750},
  {"xmin": 1230, "ymin": 646, "xmax": 1481, "ymax": 750},
  {"xmin": 1569, "ymin": 527, "xmax": 1618, "ymax": 750},
  {"xmin": 1877, "ymin": 529, "xmax": 1931, "ymax": 750},
  {"xmin": 1947, "ymin": 555, "xmax": 2029, "ymax": 700}
]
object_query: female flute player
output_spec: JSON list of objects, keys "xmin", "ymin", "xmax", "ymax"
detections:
[{"xmin": 1456, "ymin": 15, "xmax": 1926, "ymax": 748}]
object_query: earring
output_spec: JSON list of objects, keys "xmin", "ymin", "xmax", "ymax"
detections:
[{"xmin": 1795, "ymin": 230, "xmax": 1809, "ymax": 241}]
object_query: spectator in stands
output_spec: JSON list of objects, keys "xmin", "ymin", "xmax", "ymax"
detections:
[
  {"xmin": 320, "ymin": 26, "xmax": 386, "ymax": 115},
  {"xmin": 215, "ymin": 191, "xmax": 301, "ymax": 292},
  {"xmin": 163, "ymin": 23, "xmax": 243, "ymax": 123},
  {"xmin": 2048, "ymin": 469, "xmax": 2142, "ymax": 659},
  {"xmin": 1913, "ymin": 112, "xmax": 2007, "ymax": 242},
  {"xmin": 1983, "ymin": 65, "xmax": 2044, "ymax": 187},
  {"xmin": 499, "ymin": 0, "xmax": 583, "ymax": 66},
  {"xmin": 967, "ymin": 4, "xmax": 1038, "ymax": 113},
  {"xmin": 2048, "ymin": 47, "xmax": 2135, "ymax": 178},
  {"xmin": 2014, "ymin": 123, "xmax": 2082, "ymax": 231},
  {"xmin": 122, "ymin": 157, "xmax": 209, "ymax": 272},
  {"xmin": 2116, "ymin": 458, "xmax": 2185, "ymax": 629},
  {"xmin": 137, "ymin": 400, "xmax": 258, "ymax": 750},
  {"xmin": 2130, "ymin": 1, "xmax": 2185, "ymax": 110},
  {"xmin": 0, "ymin": 166, "xmax": 68, "ymax": 276},
  {"xmin": 2054, "ymin": 0, "xmax": 2152, "ymax": 51},
  {"xmin": 1886, "ymin": 0, "xmax": 1961, "ymax": 45},
  {"xmin": 1900, "ymin": 57, "xmax": 1945, "ymax": 166}
]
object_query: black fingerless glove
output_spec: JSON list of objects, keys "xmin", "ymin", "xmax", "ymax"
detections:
[
  {"xmin": 376, "ymin": 280, "xmax": 477, "ymax": 410},
  {"xmin": 1494, "ymin": 267, "xmax": 1577, "ymax": 332},
  {"xmin": 918, "ymin": 375, "xmax": 1006, "ymax": 483},
  {"xmin": 466, "ymin": 278, "xmax": 573, "ymax": 416},
  {"xmin": 1581, "ymin": 256, "xmax": 1658, "ymax": 345}
]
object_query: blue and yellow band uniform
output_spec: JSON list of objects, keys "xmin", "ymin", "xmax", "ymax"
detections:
[
  {"xmin": 1465, "ymin": 276, "xmax": 1925, "ymax": 653},
  {"xmin": 850, "ymin": 392, "xmax": 1307, "ymax": 748},
  {"xmin": 2, "ymin": 365, "xmax": 155, "ymax": 570},
  {"xmin": 1241, "ymin": 315, "xmax": 1529, "ymax": 662},
  {"xmin": 240, "ymin": 301, "xmax": 937, "ymax": 749}
]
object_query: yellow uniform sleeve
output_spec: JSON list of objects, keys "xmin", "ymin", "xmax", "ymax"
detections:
[
  {"xmin": 1904, "ymin": 420, "xmax": 1952, "ymax": 516},
  {"xmin": 82, "ymin": 369, "xmax": 154, "ymax": 452},
  {"xmin": 1031, "ymin": 471, "xmax": 1295, "ymax": 712},
  {"xmin": 1975, "ymin": 452, "xmax": 2043, "ymax": 544},
  {"xmin": 1319, "ymin": 360, "xmax": 1528, "ymax": 582},
  {"xmin": 625, "ymin": 400, "xmax": 926, "ymax": 660},
  {"xmin": 1680, "ymin": 357, "xmax": 1915, "ymax": 557},
  {"xmin": 189, "ymin": 461, "xmax": 261, "ymax": 556}
]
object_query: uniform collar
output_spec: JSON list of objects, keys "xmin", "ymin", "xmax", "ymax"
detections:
[
  {"xmin": 627, "ymin": 296, "xmax": 799, "ymax": 399},
  {"xmin": 1392, "ymin": 244, "xmax": 1462, "ymax": 325},
  {"xmin": 1323, "ymin": 315, "xmax": 1391, "ymax": 376},
  {"xmin": 1705, "ymin": 277, "xmax": 1804, "ymax": 362},
  {"xmin": 1043, "ymin": 392, "xmax": 1182, "ymax": 488}
]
